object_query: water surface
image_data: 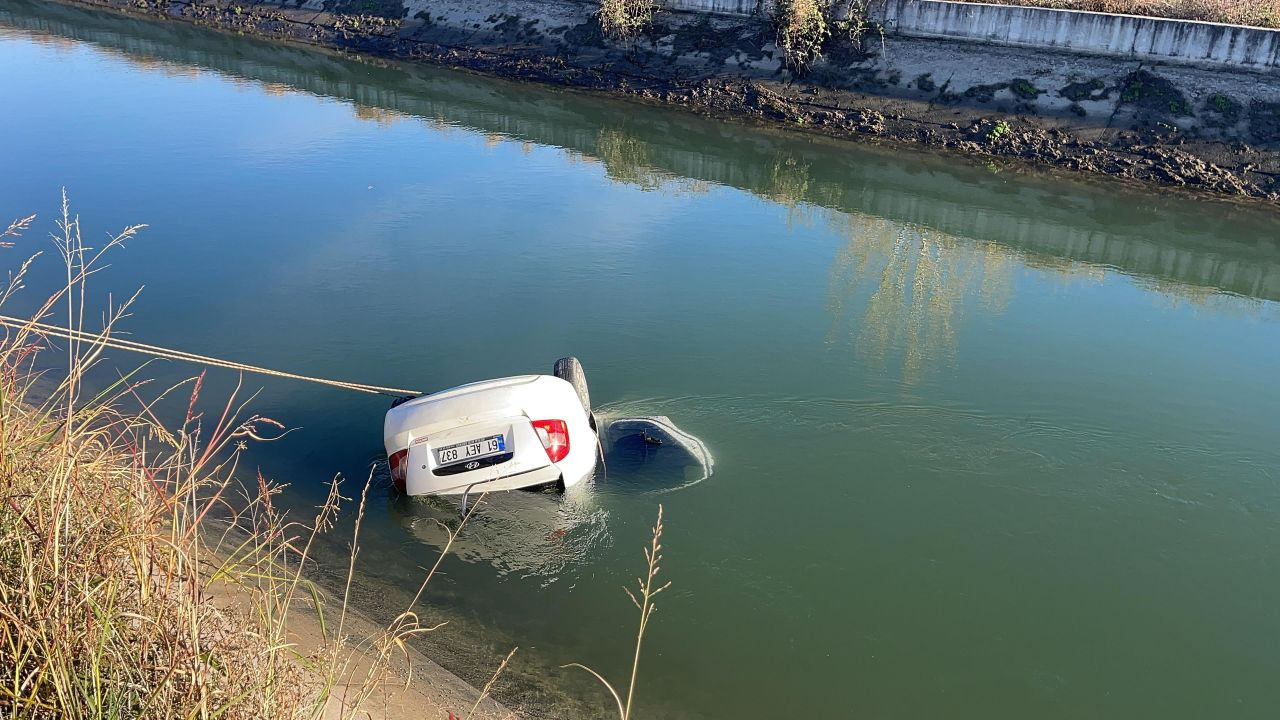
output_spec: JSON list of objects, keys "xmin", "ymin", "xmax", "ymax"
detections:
[{"xmin": 3, "ymin": 3, "xmax": 1280, "ymax": 717}]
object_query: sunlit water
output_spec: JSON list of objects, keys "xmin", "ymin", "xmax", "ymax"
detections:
[{"xmin": 3, "ymin": 2, "xmax": 1280, "ymax": 717}]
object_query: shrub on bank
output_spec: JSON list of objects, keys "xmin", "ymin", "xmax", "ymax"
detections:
[
  {"xmin": 598, "ymin": 0, "xmax": 657, "ymax": 39},
  {"xmin": 774, "ymin": 0, "xmax": 831, "ymax": 71},
  {"xmin": 774, "ymin": 0, "xmax": 881, "ymax": 73}
]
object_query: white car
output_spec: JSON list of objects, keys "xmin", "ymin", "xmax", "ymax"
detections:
[{"xmin": 384, "ymin": 358, "xmax": 598, "ymax": 497}]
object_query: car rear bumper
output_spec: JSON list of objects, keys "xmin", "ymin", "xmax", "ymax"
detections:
[{"xmin": 404, "ymin": 461, "xmax": 563, "ymax": 496}]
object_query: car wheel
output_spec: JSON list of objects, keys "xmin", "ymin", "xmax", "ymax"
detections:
[{"xmin": 553, "ymin": 356, "xmax": 591, "ymax": 418}]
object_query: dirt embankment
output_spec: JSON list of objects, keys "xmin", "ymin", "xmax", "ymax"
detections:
[{"xmin": 47, "ymin": 0, "xmax": 1280, "ymax": 201}]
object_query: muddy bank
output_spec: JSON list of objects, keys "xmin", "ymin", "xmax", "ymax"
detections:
[{"xmin": 35, "ymin": 0, "xmax": 1280, "ymax": 200}]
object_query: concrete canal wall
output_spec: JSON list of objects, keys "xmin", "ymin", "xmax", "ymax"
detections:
[
  {"xmin": 657, "ymin": 0, "xmax": 1280, "ymax": 70},
  {"xmin": 659, "ymin": 0, "xmax": 764, "ymax": 14},
  {"xmin": 878, "ymin": 0, "xmax": 1280, "ymax": 70}
]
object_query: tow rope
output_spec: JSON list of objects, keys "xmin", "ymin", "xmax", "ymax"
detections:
[{"xmin": 0, "ymin": 314, "xmax": 420, "ymax": 397}]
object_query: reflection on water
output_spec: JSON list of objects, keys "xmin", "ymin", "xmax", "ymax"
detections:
[
  {"xmin": 594, "ymin": 127, "xmax": 669, "ymax": 191},
  {"xmin": 352, "ymin": 103, "xmax": 409, "ymax": 126},
  {"xmin": 822, "ymin": 202, "xmax": 1276, "ymax": 383},
  {"xmin": 388, "ymin": 487, "xmax": 610, "ymax": 585},
  {"xmin": 5, "ymin": 0, "xmax": 1277, "ymax": 308},
  {"xmin": 826, "ymin": 211, "xmax": 1022, "ymax": 384},
  {"xmin": 592, "ymin": 126, "xmax": 712, "ymax": 195},
  {"xmin": 764, "ymin": 155, "xmax": 813, "ymax": 223}
]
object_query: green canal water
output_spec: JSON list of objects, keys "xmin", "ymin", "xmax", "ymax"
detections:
[{"xmin": 3, "ymin": 2, "xmax": 1280, "ymax": 717}]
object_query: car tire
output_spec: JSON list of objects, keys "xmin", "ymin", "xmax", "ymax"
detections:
[{"xmin": 553, "ymin": 356, "xmax": 592, "ymax": 419}]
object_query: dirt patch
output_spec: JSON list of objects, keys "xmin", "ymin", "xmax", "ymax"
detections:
[
  {"xmin": 561, "ymin": 18, "xmax": 607, "ymax": 48},
  {"xmin": 1249, "ymin": 101, "xmax": 1280, "ymax": 146},
  {"xmin": 1009, "ymin": 78, "xmax": 1042, "ymax": 100},
  {"xmin": 1197, "ymin": 92, "xmax": 1242, "ymax": 131},
  {"xmin": 822, "ymin": 20, "xmax": 877, "ymax": 66},
  {"xmin": 1206, "ymin": 93, "xmax": 1241, "ymax": 119},
  {"xmin": 962, "ymin": 82, "xmax": 1009, "ymax": 103},
  {"xmin": 665, "ymin": 14, "xmax": 772, "ymax": 68},
  {"xmin": 486, "ymin": 12, "xmax": 542, "ymax": 42},
  {"xmin": 322, "ymin": 0, "xmax": 405, "ymax": 20},
  {"xmin": 1119, "ymin": 70, "xmax": 1192, "ymax": 118},
  {"xmin": 1060, "ymin": 78, "xmax": 1107, "ymax": 102}
]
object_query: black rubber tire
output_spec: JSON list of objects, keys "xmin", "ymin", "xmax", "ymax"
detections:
[{"xmin": 553, "ymin": 356, "xmax": 592, "ymax": 418}]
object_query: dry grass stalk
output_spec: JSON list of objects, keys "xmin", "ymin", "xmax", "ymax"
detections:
[
  {"xmin": 1, "ymin": 215, "xmax": 35, "ymax": 249},
  {"xmin": 0, "ymin": 194, "xmax": 496, "ymax": 719},
  {"xmin": 563, "ymin": 504, "xmax": 670, "ymax": 720},
  {"xmin": 466, "ymin": 646, "xmax": 518, "ymax": 719}
]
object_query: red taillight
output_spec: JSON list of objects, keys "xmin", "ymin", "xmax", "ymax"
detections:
[
  {"xmin": 388, "ymin": 449, "xmax": 409, "ymax": 493},
  {"xmin": 531, "ymin": 419, "xmax": 570, "ymax": 463}
]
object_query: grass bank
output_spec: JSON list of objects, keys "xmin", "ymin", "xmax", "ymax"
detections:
[{"xmin": 0, "ymin": 200, "xmax": 513, "ymax": 719}]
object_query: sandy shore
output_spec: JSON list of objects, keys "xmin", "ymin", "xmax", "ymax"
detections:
[
  {"xmin": 200, "ymin": 546, "xmax": 515, "ymax": 720},
  {"xmin": 291, "ymin": 600, "xmax": 516, "ymax": 720}
]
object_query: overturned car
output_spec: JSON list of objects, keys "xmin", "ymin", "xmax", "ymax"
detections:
[{"xmin": 384, "ymin": 357, "xmax": 711, "ymax": 498}]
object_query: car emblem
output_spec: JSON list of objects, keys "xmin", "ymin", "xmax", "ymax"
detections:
[{"xmin": 465, "ymin": 461, "xmax": 480, "ymax": 470}]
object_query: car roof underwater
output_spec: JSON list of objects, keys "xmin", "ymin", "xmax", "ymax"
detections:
[{"xmin": 601, "ymin": 416, "xmax": 714, "ymax": 492}]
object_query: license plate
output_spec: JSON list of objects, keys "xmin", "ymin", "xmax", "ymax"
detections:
[{"xmin": 435, "ymin": 434, "xmax": 505, "ymax": 466}]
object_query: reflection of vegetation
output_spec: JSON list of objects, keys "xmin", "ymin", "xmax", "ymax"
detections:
[
  {"xmin": 765, "ymin": 155, "xmax": 811, "ymax": 207},
  {"xmin": 596, "ymin": 127, "xmax": 667, "ymax": 189},
  {"xmin": 826, "ymin": 214, "xmax": 1016, "ymax": 385},
  {"xmin": 593, "ymin": 127, "xmax": 710, "ymax": 194},
  {"xmin": 352, "ymin": 103, "xmax": 405, "ymax": 125},
  {"xmin": 1020, "ymin": 254, "xmax": 1105, "ymax": 284},
  {"xmin": 1141, "ymin": 277, "xmax": 1274, "ymax": 318},
  {"xmin": 757, "ymin": 154, "xmax": 816, "ymax": 224},
  {"xmin": 822, "ymin": 212, "xmax": 1241, "ymax": 384},
  {"xmin": 425, "ymin": 116, "xmax": 455, "ymax": 135}
]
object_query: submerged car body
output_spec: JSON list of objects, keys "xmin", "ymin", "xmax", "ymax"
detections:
[{"xmin": 384, "ymin": 368, "xmax": 597, "ymax": 496}]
